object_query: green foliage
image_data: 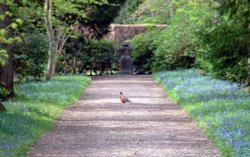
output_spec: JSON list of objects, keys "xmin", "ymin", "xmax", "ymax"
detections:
[
  {"xmin": 82, "ymin": 39, "xmax": 118, "ymax": 75},
  {"xmin": 197, "ymin": 21, "xmax": 249, "ymax": 84},
  {"xmin": 114, "ymin": 0, "xmax": 142, "ymax": 24},
  {"xmin": 217, "ymin": 0, "xmax": 250, "ymax": 26},
  {"xmin": 2, "ymin": 0, "xmax": 124, "ymax": 80},
  {"xmin": 0, "ymin": 49, "xmax": 8, "ymax": 66},
  {"xmin": 130, "ymin": 0, "xmax": 173, "ymax": 24},
  {"xmin": 0, "ymin": 87, "xmax": 10, "ymax": 101},
  {"xmin": 130, "ymin": 28, "xmax": 161, "ymax": 74},
  {"xmin": 0, "ymin": 102, "xmax": 7, "ymax": 112},
  {"xmin": 57, "ymin": 37, "xmax": 118, "ymax": 75},
  {"xmin": 13, "ymin": 32, "xmax": 48, "ymax": 80},
  {"xmin": 127, "ymin": 0, "xmax": 249, "ymax": 84},
  {"xmin": 196, "ymin": 0, "xmax": 250, "ymax": 84},
  {"xmin": 80, "ymin": 0, "xmax": 126, "ymax": 38},
  {"xmin": 11, "ymin": 1, "xmax": 44, "ymax": 32},
  {"xmin": 0, "ymin": 75, "xmax": 91, "ymax": 156},
  {"xmin": 152, "ymin": 2, "xmax": 212, "ymax": 72},
  {"xmin": 152, "ymin": 19, "xmax": 195, "ymax": 71},
  {"xmin": 0, "ymin": 2, "xmax": 23, "ymax": 66},
  {"xmin": 52, "ymin": 0, "xmax": 125, "ymax": 38}
]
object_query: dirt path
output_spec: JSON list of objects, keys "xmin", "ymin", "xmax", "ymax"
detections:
[{"xmin": 28, "ymin": 75, "xmax": 220, "ymax": 157}]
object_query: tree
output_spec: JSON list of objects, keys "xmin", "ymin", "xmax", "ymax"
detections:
[
  {"xmin": 0, "ymin": 3, "xmax": 13, "ymax": 97},
  {"xmin": 80, "ymin": 0, "xmax": 126, "ymax": 38},
  {"xmin": 0, "ymin": 2, "xmax": 12, "ymax": 112},
  {"xmin": 44, "ymin": 0, "xmax": 125, "ymax": 80},
  {"xmin": 44, "ymin": 0, "xmax": 95, "ymax": 80},
  {"xmin": 216, "ymin": 0, "xmax": 250, "ymax": 86},
  {"xmin": 214, "ymin": 0, "xmax": 250, "ymax": 86},
  {"xmin": 44, "ymin": 0, "xmax": 54, "ymax": 80},
  {"xmin": 0, "ymin": 3, "xmax": 8, "ymax": 66},
  {"xmin": 0, "ymin": 1, "xmax": 23, "ymax": 95}
]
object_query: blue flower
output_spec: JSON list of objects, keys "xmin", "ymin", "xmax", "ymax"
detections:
[{"xmin": 0, "ymin": 144, "xmax": 15, "ymax": 150}]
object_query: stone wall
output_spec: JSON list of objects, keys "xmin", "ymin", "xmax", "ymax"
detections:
[{"xmin": 106, "ymin": 24, "xmax": 167, "ymax": 44}]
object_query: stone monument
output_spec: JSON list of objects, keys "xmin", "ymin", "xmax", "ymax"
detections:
[{"xmin": 119, "ymin": 43, "xmax": 133, "ymax": 74}]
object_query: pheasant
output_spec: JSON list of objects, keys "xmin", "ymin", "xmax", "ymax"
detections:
[{"xmin": 119, "ymin": 92, "xmax": 131, "ymax": 104}]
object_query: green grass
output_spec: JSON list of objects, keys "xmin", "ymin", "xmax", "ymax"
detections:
[
  {"xmin": 155, "ymin": 69, "xmax": 250, "ymax": 157},
  {"xmin": 0, "ymin": 75, "xmax": 91, "ymax": 157}
]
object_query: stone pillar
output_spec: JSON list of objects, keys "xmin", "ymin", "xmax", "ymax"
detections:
[{"xmin": 119, "ymin": 44, "xmax": 133, "ymax": 74}]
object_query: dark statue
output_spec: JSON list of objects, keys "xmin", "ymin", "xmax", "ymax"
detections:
[{"xmin": 119, "ymin": 43, "xmax": 133, "ymax": 74}]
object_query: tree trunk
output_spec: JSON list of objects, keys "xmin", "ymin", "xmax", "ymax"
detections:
[
  {"xmin": 44, "ymin": 0, "xmax": 71, "ymax": 79},
  {"xmin": 45, "ymin": 0, "xmax": 55, "ymax": 80},
  {"xmin": 0, "ymin": 3, "xmax": 14, "ymax": 97},
  {"xmin": 0, "ymin": 46, "xmax": 13, "ymax": 96},
  {"xmin": 46, "ymin": 47, "xmax": 57, "ymax": 80}
]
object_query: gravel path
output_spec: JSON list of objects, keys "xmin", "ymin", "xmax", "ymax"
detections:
[{"xmin": 28, "ymin": 75, "xmax": 220, "ymax": 157}]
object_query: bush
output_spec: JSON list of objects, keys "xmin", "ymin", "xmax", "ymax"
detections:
[
  {"xmin": 152, "ymin": 15, "xmax": 195, "ymax": 72},
  {"xmin": 197, "ymin": 1, "xmax": 250, "ymax": 84},
  {"xmin": 131, "ymin": 0, "xmax": 172, "ymax": 24},
  {"xmin": 130, "ymin": 28, "xmax": 161, "ymax": 74},
  {"xmin": 0, "ymin": 87, "xmax": 10, "ymax": 101},
  {"xmin": 57, "ymin": 37, "xmax": 118, "ymax": 75},
  {"xmin": 151, "ymin": 2, "xmax": 212, "ymax": 72},
  {"xmin": 128, "ymin": 2, "xmax": 213, "ymax": 73},
  {"xmin": 197, "ymin": 16, "xmax": 249, "ymax": 84},
  {"xmin": 0, "ymin": 87, "xmax": 8, "ymax": 112},
  {"xmin": 13, "ymin": 32, "xmax": 48, "ymax": 80}
]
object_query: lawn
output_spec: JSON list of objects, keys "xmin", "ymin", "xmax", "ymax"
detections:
[
  {"xmin": 0, "ymin": 75, "xmax": 91, "ymax": 157},
  {"xmin": 155, "ymin": 69, "xmax": 250, "ymax": 157}
]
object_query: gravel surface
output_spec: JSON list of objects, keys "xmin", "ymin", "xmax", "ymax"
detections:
[{"xmin": 28, "ymin": 75, "xmax": 220, "ymax": 157}]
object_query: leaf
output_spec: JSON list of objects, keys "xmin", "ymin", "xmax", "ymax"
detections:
[
  {"xmin": 0, "ymin": 29, "xmax": 6, "ymax": 36},
  {"xmin": 14, "ymin": 36, "xmax": 22, "ymax": 42},
  {"xmin": 16, "ymin": 18, "xmax": 24, "ymax": 25},
  {"xmin": 5, "ymin": 11, "xmax": 12, "ymax": 17},
  {"xmin": 6, "ymin": 38, "xmax": 14, "ymax": 44},
  {"xmin": 10, "ymin": 23, "xmax": 18, "ymax": 29},
  {"xmin": 0, "ymin": 49, "xmax": 7, "ymax": 54},
  {"xmin": 0, "ymin": 15, "xmax": 5, "ymax": 21}
]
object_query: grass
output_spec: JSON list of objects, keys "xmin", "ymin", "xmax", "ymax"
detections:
[
  {"xmin": 154, "ymin": 69, "xmax": 250, "ymax": 157},
  {"xmin": 0, "ymin": 75, "xmax": 91, "ymax": 157}
]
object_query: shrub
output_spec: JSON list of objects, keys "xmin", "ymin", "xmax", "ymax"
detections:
[
  {"xmin": 198, "ymin": 24, "xmax": 248, "ymax": 82},
  {"xmin": 0, "ymin": 87, "xmax": 10, "ymax": 101},
  {"xmin": 130, "ymin": 28, "xmax": 162, "ymax": 74},
  {"xmin": 57, "ymin": 37, "xmax": 118, "ymax": 75},
  {"xmin": 197, "ymin": 14, "xmax": 249, "ymax": 84},
  {"xmin": 13, "ymin": 32, "xmax": 48, "ymax": 80},
  {"xmin": 152, "ymin": 14, "xmax": 196, "ymax": 72},
  {"xmin": 131, "ymin": 0, "xmax": 172, "ymax": 24},
  {"xmin": 152, "ymin": 2, "xmax": 212, "ymax": 72}
]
